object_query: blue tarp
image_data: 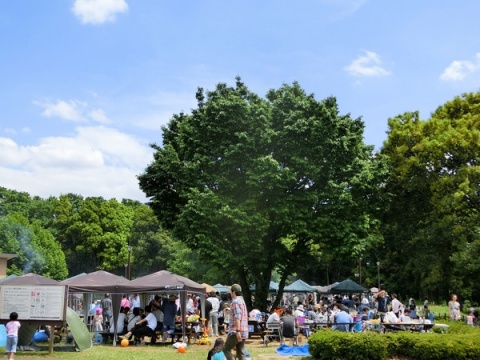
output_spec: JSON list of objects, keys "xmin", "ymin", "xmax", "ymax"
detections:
[{"xmin": 276, "ymin": 344, "xmax": 310, "ymax": 356}]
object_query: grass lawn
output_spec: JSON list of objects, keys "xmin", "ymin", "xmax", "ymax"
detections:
[{"xmin": 6, "ymin": 338, "xmax": 295, "ymax": 360}]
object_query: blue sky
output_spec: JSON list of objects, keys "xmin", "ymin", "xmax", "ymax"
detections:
[{"xmin": 1, "ymin": 0, "xmax": 479, "ymax": 201}]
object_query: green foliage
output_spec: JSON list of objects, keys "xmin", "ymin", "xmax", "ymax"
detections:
[
  {"xmin": 139, "ymin": 78, "xmax": 387, "ymax": 310},
  {"xmin": 309, "ymin": 327, "xmax": 480, "ymax": 360},
  {"xmin": 0, "ymin": 214, "xmax": 67, "ymax": 279},
  {"xmin": 0, "ymin": 187, "xmax": 183, "ymax": 280},
  {"xmin": 309, "ymin": 330, "xmax": 387, "ymax": 360},
  {"xmin": 381, "ymin": 92, "xmax": 480, "ymax": 301},
  {"xmin": 53, "ymin": 196, "xmax": 134, "ymax": 274}
]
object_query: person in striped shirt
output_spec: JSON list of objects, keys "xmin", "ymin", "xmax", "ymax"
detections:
[{"xmin": 224, "ymin": 284, "xmax": 248, "ymax": 360}]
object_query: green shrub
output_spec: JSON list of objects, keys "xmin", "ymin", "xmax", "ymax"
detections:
[
  {"xmin": 308, "ymin": 329, "xmax": 387, "ymax": 360},
  {"xmin": 308, "ymin": 326, "xmax": 480, "ymax": 360}
]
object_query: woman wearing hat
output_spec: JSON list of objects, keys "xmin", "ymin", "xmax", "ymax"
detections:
[{"xmin": 294, "ymin": 304, "xmax": 305, "ymax": 318}]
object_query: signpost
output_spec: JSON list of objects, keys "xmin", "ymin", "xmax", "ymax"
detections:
[{"xmin": 0, "ymin": 285, "xmax": 67, "ymax": 321}]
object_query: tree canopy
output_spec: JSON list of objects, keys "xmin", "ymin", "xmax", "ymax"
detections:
[
  {"xmin": 139, "ymin": 78, "xmax": 387, "ymax": 310},
  {"xmin": 381, "ymin": 92, "xmax": 480, "ymax": 301}
]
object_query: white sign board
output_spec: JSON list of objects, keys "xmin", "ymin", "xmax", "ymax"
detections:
[{"xmin": 0, "ymin": 285, "xmax": 67, "ymax": 321}]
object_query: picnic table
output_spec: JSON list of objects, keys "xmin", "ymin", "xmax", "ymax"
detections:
[
  {"xmin": 248, "ymin": 320, "xmax": 266, "ymax": 338},
  {"xmin": 366, "ymin": 320, "xmax": 435, "ymax": 333}
]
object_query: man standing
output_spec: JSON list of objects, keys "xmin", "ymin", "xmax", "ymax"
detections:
[
  {"xmin": 224, "ymin": 284, "xmax": 248, "ymax": 360},
  {"xmin": 120, "ymin": 294, "xmax": 131, "ymax": 309},
  {"xmin": 391, "ymin": 294, "xmax": 403, "ymax": 318},
  {"xmin": 131, "ymin": 294, "xmax": 141, "ymax": 309},
  {"xmin": 161, "ymin": 294, "xmax": 178, "ymax": 343},
  {"xmin": 207, "ymin": 291, "xmax": 220, "ymax": 336},
  {"xmin": 374, "ymin": 285, "xmax": 389, "ymax": 322},
  {"xmin": 101, "ymin": 293, "xmax": 113, "ymax": 328}
]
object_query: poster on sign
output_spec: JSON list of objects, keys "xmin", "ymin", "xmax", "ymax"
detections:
[{"xmin": 0, "ymin": 285, "xmax": 67, "ymax": 321}]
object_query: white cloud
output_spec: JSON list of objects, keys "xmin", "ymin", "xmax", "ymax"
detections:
[
  {"xmin": 321, "ymin": 0, "xmax": 368, "ymax": 19},
  {"xmin": 36, "ymin": 99, "xmax": 86, "ymax": 122},
  {"xmin": 89, "ymin": 108, "xmax": 112, "ymax": 124},
  {"xmin": 0, "ymin": 137, "xmax": 30, "ymax": 165},
  {"xmin": 34, "ymin": 99, "xmax": 112, "ymax": 124},
  {"xmin": 440, "ymin": 53, "xmax": 480, "ymax": 81},
  {"xmin": 72, "ymin": 0, "xmax": 128, "ymax": 25},
  {"xmin": 344, "ymin": 51, "xmax": 391, "ymax": 78},
  {"xmin": 0, "ymin": 126, "xmax": 153, "ymax": 201}
]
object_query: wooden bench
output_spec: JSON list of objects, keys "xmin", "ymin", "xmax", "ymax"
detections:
[{"xmin": 143, "ymin": 327, "xmax": 200, "ymax": 345}]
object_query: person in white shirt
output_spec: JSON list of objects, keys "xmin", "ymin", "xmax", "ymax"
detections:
[
  {"xmin": 399, "ymin": 309, "xmax": 412, "ymax": 323},
  {"xmin": 131, "ymin": 294, "xmax": 141, "ymax": 309},
  {"xmin": 111, "ymin": 307, "xmax": 129, "ymax": 335},
  {"xmin": 127, "ymin": 307, "xmax": 142, "ymax": 331},
  {"xmin": 391, "ymin": 294, "xmax": 403, "ymax": 317},
  {"xmin": 151, "ymin": 303, "xmax": 164, "ymax": 332},
  {"xmin": 121, "ymin": 305, "xmax": 157, "ymax": 341},
  {"xmin": 294, "ymin": 304, "xmax": 305, "ymax": 318},
  {"xmin": 207, "ymin": 292, "xmax": 221, "ymax": 336},
  {"xmin": 266, "ymin": 310, "xmax": 281, "ymax": 324},
  {"xmin": 186, "ymin": 294, "xmax": 194, "ymax": 313},
  {"xmin": 384, "ymin": 306, "xmax": 399, "ymax": 324}
]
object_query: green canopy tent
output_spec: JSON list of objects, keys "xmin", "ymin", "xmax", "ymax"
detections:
[
  {"xmin": 283, "ymin": 279, "xmax": 317, "ymax": 292},
  {"xmin": 329, "ymin": 279, "xmax": 369, "ymax": 294},
  {"xmin": 249, "ymin": 281, "xmax": 279, "ymax": 292}
]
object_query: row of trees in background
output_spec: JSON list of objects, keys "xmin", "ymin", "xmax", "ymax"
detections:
[
  {"xmin": 0, "ymin": 188, "xmax": 240, "ymax": 283},
  {"xmin": 1, "ymin": 79, "xmax": 479, "ymax": 309}
]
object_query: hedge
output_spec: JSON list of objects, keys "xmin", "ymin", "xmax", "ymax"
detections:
[{"xmin": 308, "ymin": 326, "xmax": 480, "ymax": 360}]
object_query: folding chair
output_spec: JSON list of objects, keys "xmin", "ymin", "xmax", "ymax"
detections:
[
  {"xmin": 296, "ymin": 316, "xmax": 310, "ymax": 337},
  {"xmin": 263, "ymin": 322, "xmax": 283, "ymax": 346},
  {"xmin": 352, "ymin": 315, "xmax": 363, "ymax": 333}
]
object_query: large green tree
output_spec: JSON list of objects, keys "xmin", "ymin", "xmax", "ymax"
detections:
[
  {"xmin": 0, "ymin": 213, "xmax": 67, "ymax": 279},
  {"xmin": 53, "ymin": 195, "xmax": 134, "ymax": 275},
  {"xmin": 381, "ymin": 92, "xmax": 480, "ymax": 302},
  {"xmin": 139, "ymin": 78, "xmax": 386, "ymax": 310}
]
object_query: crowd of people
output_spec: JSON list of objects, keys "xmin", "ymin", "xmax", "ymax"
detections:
[
  {"xmin": 63, "ymin": 284, "xmax": 478, "ymax": 360},
  {"xmin": 255, "ymin": 284, "xmax": 479, "ymax": 337}
]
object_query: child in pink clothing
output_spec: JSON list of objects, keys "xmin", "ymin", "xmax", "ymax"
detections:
[
  {"xmin": 6, "ymin": 312, "xmax": 21, "ymax": 360},
  {"xmin": 467, "ymin": 311, "xmax": 474, "ymax": 327}
]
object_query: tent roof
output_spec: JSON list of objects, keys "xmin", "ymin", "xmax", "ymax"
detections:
[
  {"xmin": 213, "ymin": 283, "xmax": 230, "ymax": 293},
  {"xmin": 0, "ymin": 274, "xmax": 18, "ymax": 283},
  {"xmin": 201, "ymin": 283, "xmax": 216, "ymax": 293},
  {"xmin": 329, "ymin": 279, "xmax": 369, "ymax": 294},
  {"xmin": 249, "ymin": 281, "xmax": 279, "ymax": 292},
  {"xmin": 0, "ymin": 273, "xmax": 59, "ymax": 285},
  {"xmin": 284, "ymin": 279, "xmax": 317, "ymax": 292},
  {"xmin": 60, "ymin": 270, "xmax": 130, "ymax": 293},
  {"xmin": 119, "ymin": 270, "xmax": 205, "ymax": 294},
  {"xmin": 314, "ymin": 282, "xmax": 339, "ymax": 294}
]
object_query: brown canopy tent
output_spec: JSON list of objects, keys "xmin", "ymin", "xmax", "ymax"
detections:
[
  {"xmin": 0, "ymin": 274, "xmax": 76, "ymax": 352},
  {"xmin": 201, "ymin": 283, "xmax": 216, "ymax": 293},
  {"xmin": 61, "ymin": 270, "xmax": 206, "ymax": 345},
  {"xmin": 0, "ymin": 273, "xmax": 59, "ymax": 285},
  {"xmin": 60, "ymin": 270, "xmax": 131, "ymax": 345},
  {"xmin": 117, "ymin": 270, "xmax": 206, "ymax": 343}
]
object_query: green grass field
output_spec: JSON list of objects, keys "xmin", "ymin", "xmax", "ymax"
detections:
[
  {"xmin": 5, "ymin": 338, "xmax": 289, "ymax": 360},
  {"xmin": 2, "ymin": 305, "xmax": 468, "ymax": 359}
]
